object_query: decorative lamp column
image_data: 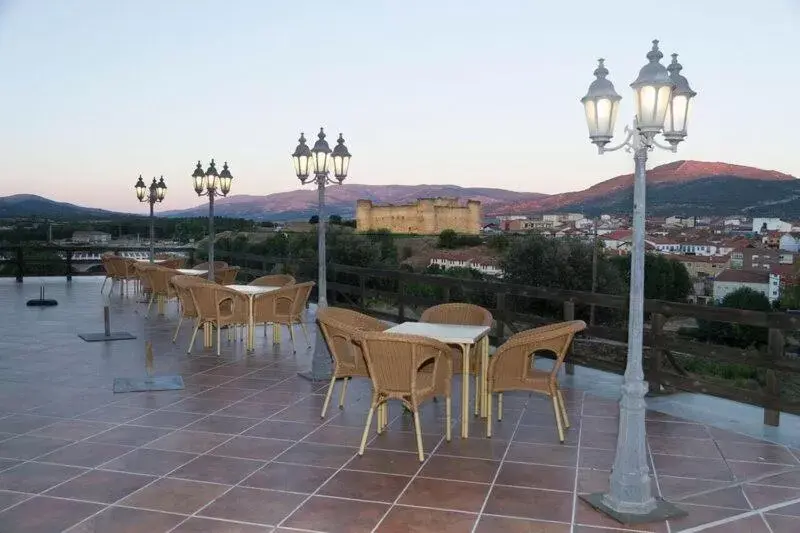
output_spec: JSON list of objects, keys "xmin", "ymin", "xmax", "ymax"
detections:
[
  {"xmin": 292, "ymin": 128, "xmax": 352, "ymax": 380},
  {"xmin": 135, "ymin": 175, "xmax": 167, "ymax": 263},
  {"xmin": 579, "ymin": 40, "xmax": 696, "ymax": 525},
  {"xmin": 192, "ymin": 159, "xmax": 233, "ymax": 280}
]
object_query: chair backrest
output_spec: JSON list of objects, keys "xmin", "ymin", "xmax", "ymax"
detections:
[
  {"xmin": 490, "ymin": 320, "xmax": 587, "ymax": 386},
  {"xmin": 171, "ymin": 275, "xmax": 212, "ymax": 317},
  {"xmin": 288, "ymin": 281, "xmax": 315, "ymax": 317},
  {"xmin": 214, "ymin": 266, "xmax": 239, "ymax": 285},
  {"xmin": 317, "ymin": 307, "xmax": 389, "ymax": 373},
  {"xmin": 188, "ymin": 283, "xmax": 242, "ymax": 321},
  {"xmin": 158, "ymin": 257, "xmax": 186, "ymax": 269},
  {"xmin": 359, "ymin": 331, "xmax": 451, "ymax": 398},
  {"xmin": 194, "ymin": 261, "xmax": 228, "ymax": 271},
  {"xmin": 148, "ymin": 266, "xmax": 181, "ymax": 294},
  {"xmin": 249, "ymin": 274, "xmax": 296, "ymax": 287},
  {"xmin": 420, "ymin": 303, "xmax": 493, "ymax": 327}
]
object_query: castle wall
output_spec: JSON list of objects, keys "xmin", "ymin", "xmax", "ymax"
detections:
[{"xmin": 355, "ymin": 197, "xmax": 482, "ymax": 235}]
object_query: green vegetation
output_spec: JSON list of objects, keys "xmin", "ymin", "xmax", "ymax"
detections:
[
  {"xmin": 694, "ymin": 287, "xmax": 772, "ymax": 348},
  {"xmin": 437, "ymin": 229, "xmax": 482, "ymax": 249}
]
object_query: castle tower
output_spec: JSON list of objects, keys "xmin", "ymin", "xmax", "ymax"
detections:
[
  {"xmin": 355, "ymin": 200, "xmax": 373, "ymax": 232},
  {"xmin": 467, "ymin": 200, "xmax": 482, "ymax": 234}
]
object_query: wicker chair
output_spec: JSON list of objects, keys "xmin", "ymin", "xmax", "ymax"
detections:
[
  {"xmin": 186, "ymin": 283, "xmax": 249, "ymax": 355},
  {"xmin": 101, "ymin": 255, "xmax": 138, "ymax": 296},
  {"xmin": 486, "ymin": 320, "xmax": 586, "ymax": 442},
  {"xmin": 142, "ymin": 266, "xmax": 181, "ymax": 317},
  {"xmin": 170, "ymin": 275, "xmax": 214, "ymax": 344},
  {"xmin": 249, "ymin": 274, "xmax": 295, "ymax": 287},
  {"xmin": 420, "ymin": 303, "xmax": 493, "ymax": 414},
  {"xmin": 214, "ymin": 266, "xmax": 240, "ymax": 285},
  {"xmin": 317, "ymin": 307, "xmax": 390, "ymax": 418},
  {"xmin": 252, "ymin": 282, "xmax": 315, "ymax": 353},
  {"xmin": 100, "ymin": 254, "xmax": 117, "ymax": 293},
  {"xmin": 358, "ymin": 332, "xmax": 453, "ymax": 462},
  {"xmin": 156, "ymin": 256, "xmax": 186, "ymax": 269},
  {"xmin": 194, "ymin": 261, "xmax": 228, "ymax": 271}
]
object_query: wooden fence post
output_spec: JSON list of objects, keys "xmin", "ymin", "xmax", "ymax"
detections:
[
  {"xmin": 649, "ymin": 313, "xmax": 665, "ymax": 393},
  {"xmin": 15, "ymin": 246, "xmax": 23, "ymax": 283},
  {"xmin": 764, "ymin": 328, "xmax": 784, "ymax": 426},
  {"xmin": 563, "ymin": 300, "xmax": 575, "ymax": 375}
]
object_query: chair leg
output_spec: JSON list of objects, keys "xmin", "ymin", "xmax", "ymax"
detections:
[
  {"xmin": 445, "ymin": 396, "xmax": 452, "ymax": 442},
  {"xmin": 187, "ymin": 321, "xmax": 201, "ymax": 354},
  {"xmin": 413, "ymin": 410, "xmax": 425, "ymax": 462},
  {"xmin": 339, "ymin": 377, "xmax": 349, "ymax": 409},
  {"xmin": 100, "ymin": 277, "xmax": 108, "ymax": 293},
  {"xmin": 376, "ymin": 404, "xmax": 384, "ymax": 435},
  {"xmin": 359, "ymin": 405, "xmax": 376, "ymax": 456},
  {"xmin": 498, "ymin": 393, "xmax": 503, "ymax": 421},
  {"xmin": 557, "ymin": 388, "xmax": 570, "ymax": 428},
  {"xmin": 552, "ymin": 395, "xmax": 565, "ymax": 443},
  {"xmin": 321, "ymin": 375, "xmax": 336, "ymax": 418},
  {"xmin": 288, "ymin": 324, "xmax": 297, "ymax": 353},
  {"xmin": 298, "ymin": 321, "xmax": 311, "ymax": 346},
  {"xmin": 474, "ymin": 373, "xmax": 480, "ymax": 416},
  {"xmin": 486, "ymin": 392, "xmax": 493, "ymax": 438},
  {"xmin": 172, "ymin": 316, "xmax": 184, "ymax": 343},
  {"xmin": 216, "ymin": 325, "xmax": 222, "ymax": 356},
  {"xmin": 145, "ymin": 294, "xmax": 155, "ymax": 318}
]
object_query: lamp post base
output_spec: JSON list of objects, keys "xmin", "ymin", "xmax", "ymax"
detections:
[
  {"xmin": 581, "ymin": 494, "xmax": 686, "ymax": 525},
  {"xmin": 297, "ymin": 326, "xmax": 332, "ymax": 382}
]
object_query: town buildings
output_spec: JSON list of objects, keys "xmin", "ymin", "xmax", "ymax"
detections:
[{"xmin": 713, "ymin": 269, "xmax": 781, "ymax": 303}]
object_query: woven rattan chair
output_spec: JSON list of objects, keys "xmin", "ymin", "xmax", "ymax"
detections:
[
  {"xmin": 194, "ymin": 261, "xmax": 228, "ymax": 271},
  {"xmin": 317, "ymin": 307, "xmax": 390, "ymax": 418},
  {"xmin": 358, "ymin": 331, "xmax": 453, "ymax": 462},
  {"xmin": 156, "ymin": 256, "xmax": 186, "ymax": 269},
  {"xmin": 421, "ymin": 303, "xmax": 493, "ymax": 414},
  {"xmin": 186, "ymin": 283, "xmax": 249, "ymax": 355},
  {"xmin": 486, "ymin": 320, "xmax": 586, "ymax": 442},
  {"xmin": 100, "ymin": 254, "xmax": 117, "ymax": 293},
  {"xmin": 170, "ymin": 275, "xmax": 213, "ymax": 344},
  {"xmin": 143, "ymin": 266, "xmax": 181, "ymax": 318},
  {"xmin": 252, "ymin": 282, "xmax": 315, "ymax": 353},
  {"xmin": 249, "ymin": 274, "xmax": 296, "ymax": 287},
  {"xmin": 214, "ymin": 266, "xmax": 239, "ymax": 285},
  {"xmin": 102, "ymin": 255, "xmax": 138, "ymax": 296}
]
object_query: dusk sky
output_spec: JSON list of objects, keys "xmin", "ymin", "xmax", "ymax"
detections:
[{"xmin": 0, "ymin": 0, "xmax": 797, "ymax": 213}]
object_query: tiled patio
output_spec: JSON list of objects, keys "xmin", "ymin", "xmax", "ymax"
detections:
[{"xmin": 0, "ymin": 277, "xmax": 799, "ymax": 532}]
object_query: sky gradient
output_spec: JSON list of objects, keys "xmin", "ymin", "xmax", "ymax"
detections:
[{"xmin": 0, "ymin": 0, "xmax": 797, "ymax": 213}]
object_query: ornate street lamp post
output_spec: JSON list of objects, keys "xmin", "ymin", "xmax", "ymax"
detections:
[
  {"xmin": 292, "ymin": 128, "xmax": 351, "ymax": 380},
  {"xmin": 135, "ymin": 175, "xmax": 167, "ymax": 263},
  {"xmin": 192, "ymin": 159, "xmax": 233, "ymax": 281},
  {"xmin": 580, "ymin": 40, "xmax": 696, "ymax": 524}
]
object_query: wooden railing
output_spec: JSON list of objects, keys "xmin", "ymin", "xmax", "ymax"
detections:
[{"xmin": 216, "ymin": 252, "xmax": 800, "ymax": 427}]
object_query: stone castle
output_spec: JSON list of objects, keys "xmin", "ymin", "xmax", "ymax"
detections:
[{"xmin": 356, "ymin": 197, "xmax": 482, "ymax": 235}]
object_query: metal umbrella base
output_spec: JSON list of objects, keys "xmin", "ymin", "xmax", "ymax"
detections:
[
  {"xmin": 113, "ymin": 376, "xmax": 185, "ymax": 393},
  {"xmin": 78, "ymin": 305, "xmax": 136, "ymax": 342},
  {"xmin": 581, "ymin": 494, "xmax": 686, "ymax": 525}
]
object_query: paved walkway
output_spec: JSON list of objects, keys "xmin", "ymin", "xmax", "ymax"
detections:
[{"xmin": 0, "ymin": 277, "xmax": 798, "ymax": 532}]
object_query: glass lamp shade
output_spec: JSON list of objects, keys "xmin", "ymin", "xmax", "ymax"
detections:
[
  {"xmin": 205, "ymin": 159, "xmax": 219, "ymax": 192},
  {"xmin": 135, "ymin": 176, "xmax": 147, "ymax": 201},
  {"xmin": 331, "ymin": 133, "xmax": 351, "ymax": 179},
  {"xmin": 630, "ymin": 40, "xmax": 673, "ymax": 132},
  {"xmin": 292, "ymin": 132, "xmax": 312, "ymax": 180},
  {"xmin": 580, "ymin": 59, "xmax": 622, "ymax": 147},
  {"xmin": 311, "ymin": 127, "xmax": 332, "ymax": 174},
  {"xmin": 156, "ymin": 176, "xmax": 167, "ymax": 202},
  {"xmin": 192, "ymin": 161, "xmax": 206, "ymax": 195},
  {"xmin": 218, "ymin": 162, "xmax": 233, "ymax": 196},
  {"xmin": 662, "ymin": 53, "xmax": 697, "ymax": 145}
]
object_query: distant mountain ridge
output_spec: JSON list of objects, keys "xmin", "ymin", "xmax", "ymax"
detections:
[{"xmin": 0, "ymin": 194, "xmax": 123, "ymax": 219}]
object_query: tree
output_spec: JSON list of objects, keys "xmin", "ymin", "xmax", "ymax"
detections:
[
  {"xmin": 329, "ymin": 214, "xmax": 343, "ymax": 225},
  {"xmin": 438, "ymin": 229, "xmax": 458, "ymax": 249},
  {"xmin": 611, "ymin": 254, "xmax": 693, "ymax": 302},
  {"xmin": 308, "ymin": 215, "xmax": 319, "ymax": 224},
  {"xmin": 697, "ymin": 287, "xmax": 772, "ymax": 348}
]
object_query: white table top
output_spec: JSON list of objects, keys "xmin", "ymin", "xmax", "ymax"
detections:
[
  {"xmin": 226, "ymin": 284, "xmax": 279, "ymax": 296},
  {"xmin": 135, "ymin": 259, "xmax": 167, "ymax": 264},
  {"xmin": 176, "ymin": 269, "xmax": 208, "ymax": 276},
  {"xmin": 385, "ymin": 322, "xmax": 490, "ymax": 344}
]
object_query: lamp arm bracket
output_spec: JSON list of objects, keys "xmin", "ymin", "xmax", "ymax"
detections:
[
  {"xmin": 651, "ymin": 137, "xmax": 678, "ymax": 153},
  {"xmin": 599, "ymin": 127, "xmax": 635, "ymax": 154}
]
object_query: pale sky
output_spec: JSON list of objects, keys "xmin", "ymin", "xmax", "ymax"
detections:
[{"xmin": 0, "ymin": 0, "xmax": 797, "ymax": 213}]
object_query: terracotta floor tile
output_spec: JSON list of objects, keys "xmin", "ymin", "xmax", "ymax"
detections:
[
  {"xmin": 209, "ymin": 436, "xmax": 292, "ymax": 461},
  {"xmin": 305, "ymin": 424, "xmax": 369, "ymax": 447},
  {"xmin": 68, "ymin": 505, "xmax": 186, "ymax": 533},
  {"xmin": 496, "ymin": 462, "xmax": 575, "ymax": 492},
  {"xmin": 172, "ymin": 517, "xmax": 273, "ymax": 532},
  {"xmin": 169, "ymin": 397, "xmax": 236, "ymax": 414},
  {"xmin": 283, "ymin": 495, "xmax": 388, "ymax": 533},
  {"xmin": 0, "ymin": 414, "xmax": 62, "ymax": 434},
  {"xmin": 277, "ymin": 442, "xmax": 357, "ymax": 468},
  {"xmin": 579, "ymin": 448, "xmax": 616, "ymax": 470},
  {"xmin": 378, "ymin": 505, "xmax": 477, "ymax": 532},
  {"xmin": 646, "ymin": 421, "xmax": 710, "ymax": 439},
  {"xmin": 420, "ymin": 455, "xmax": 499, "ymax": 483},
  {"xmin": 113, "ymin": 391, "xmax": 188, "ymax": 410},
  {"xmin": 347, "ymin": 449, "xmax": 424, "ymax": 476},
  {"xmin": 690, "ymin": 514, "xmax": 771, "ymax": 533},
  {"xmin": 38, "ymin": 441, "xmax": 133, "ymax": 467},
  {"xmin": 708, "ymin": 427, "xmax": 771, "ymax": 444},
  {"xmin": 476, "ymin": 515, "xmax": 570, "ymax": 532},
  {"xmin": 171, "ymin": 454, "xmax": 264, "ymax": 484},
  {"xmin": 249, "ymin": 390, "xmax": 309, "ymax": 405},
  {"xmin": 77, "ymin": 405, "xmax": 152, "ymax": 423},
  {"xmin": 243, "ymin": 462, "xmax": 336, "ymax": 493},
  {"xmin": 0, "ymin": 458, "xmax": 19, "ymax": 472},
  {"xmin": 194, "ymin": 387, "xmax": 259, "ymax": 402},
  {"xmin": 667, "ymin": 503, "xmax": 748, "ymax": 531},
  {"xmin": 224, "ymin": 377, "xmax": 281, "ymax": 390},
  {"xmin": 716, "ymin": 440, "xmax": 799, "ymax": 465},
  {"xmin": 577, "ymin": 468, "xmax": 610, "ymax": 494},
  {"xmin": 120, "ymin": 477, "xmax": 230, "ymax": 514},
  {"xmin": 202, "ymin": 365, "xmax": 258, "ymax": 378},
  {"xmin": 368, "ymin": 431, "xmax": 441, "ymax": 455},
  {"xmin": 0, "ymin": 490, "xmax": 30, "ymax": 512},
  {"xmin": 742, "ymin": 483, "xmax": 800, "ymax": 508},
  {"xmin": 652, "ymin": 454, "xmax": 733, "ymax": 481},
  {"xmin": 400, "ymin": 477, "xmax": 489, "ymax": 512},
  {"xmin": 244, "ymin": 420, "xmax": 318, "ymax": 440},
  {"xmin": 0, "ymin": 496, "xmax": 103, "ymax": 533},
  {"xmin": 505, "ymin": 442, "xmax": 577, "ymax": 467},
  {"xmin": 183, "ymin": 414, "xmax": 261, "ymax": 435},
  {"xmin": 764, "ymin": 513, "xmax": 800, "ymax": 533},
  {"xmin": 320, "ymin": 469, "xmax": 409, "ymax": 502},
  {"xmin": 680, "ymin": 486, "xmax": 751, "ymax": 510},
  {"xmin": 574, "ymin": 499, "xmax": 667, "ymax": 532},
  {"xmin": 145, "ymin": 429, "xmax": 232, "ymax": 453},
  {"xmin": 484, "ymin": 485, "xmax": 573, "ymax": 523},
  {"xmin": 0, "ymin": 435, "xmax": 72, "ymax": 459},
  {"xmin": 28, "ymin": 420, "xmax": 115, "ymax": 440},
  {"xmin": 46, "ymin": 469, "xmax": 155, "ymax": 503},
  {"xmin": 88, "ymin": 425, "xmax": 170, "ymax": 447},
  {"xmin": 127, "ymin": 410, "xmax": 205, "ymax": 429},
  {"xmin": 101, "ymin": 447, "xmax": 197, "ymax": 475},
  {"xmin": 764, "ymin": 501, "xmax": 800, "ymax": 517},
  {"xmin": 729, "ymin": 460, "xmax": 791, "ymax": 481},
  {"xmin": 648, "ymin": 435, "xmax": 723, "ymax": 458},
  {"xmin": 756, "ymin": 470, "xmax": 800, "ymax": 488},
  {"xmin": 199, "ymin": 486, "xmax": 306, "ymax": 525},
  {"xmin": 0, "ymin": 461, "xmax": 86, "ymax": 493},
  {"xmin": 217, "ymin": 401, "xmax": 284, "ymax": 419},
  {"xmin": 657, "ymin": 475, "xmax": 730, "ymax": 499},
  {"xmin": 435, "ymin": 437, "xmax": 509, "ymax": 460}
]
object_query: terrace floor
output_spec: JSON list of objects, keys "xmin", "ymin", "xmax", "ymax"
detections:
[{"xmin": 0, "ymin": 277, "xmax": 799, "ymax": 532}]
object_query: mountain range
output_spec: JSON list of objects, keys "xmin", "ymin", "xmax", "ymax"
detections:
[{"xmin": 1, "ymin": 160, "xmax": 798, "ymax": 221}]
